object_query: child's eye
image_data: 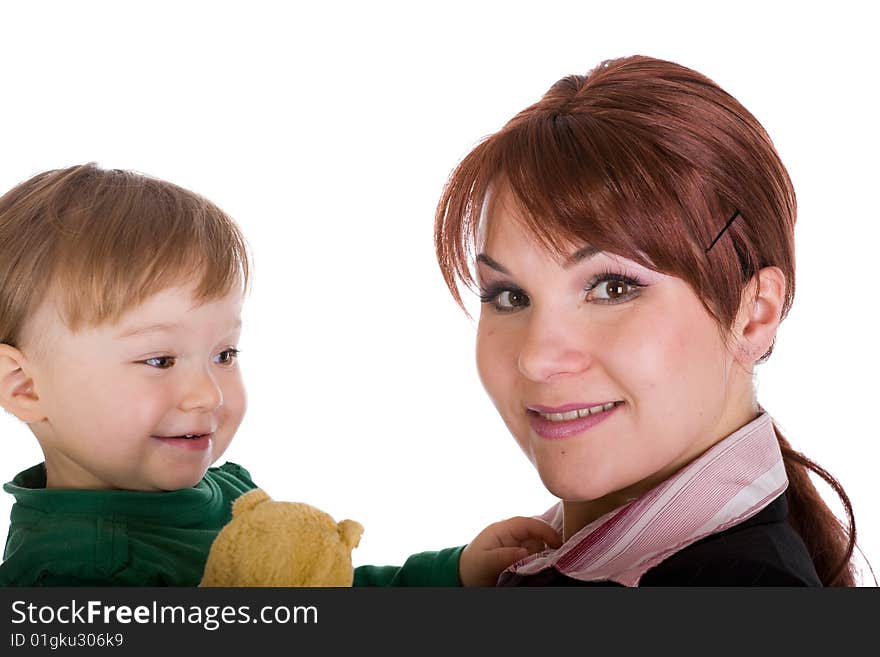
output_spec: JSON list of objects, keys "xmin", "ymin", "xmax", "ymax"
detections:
[
  {"xmin": 479, "ymin": 285, "xmax": 531, "ymax": 313},
  {"xmin": 584, "ymin": 272, "xmax": 645, "ymax": 304},
  {"xmin": 214, "ymin": 348, "xmax": 240, "ymax": 366},
  {"xmin": 142, "ymin": 356, "xmax": 175, "ymax": 369}
]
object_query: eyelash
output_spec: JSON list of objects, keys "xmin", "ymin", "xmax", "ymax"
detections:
[
  {"xmin": 479, "ymin": 270, "xmax": 646, "ymax": 313},
  {"xmin": 585, "ymin": 269, "xmax": 646, "ymax": 303},
  {"xmin": 140, "ymin": 348, "xmax": 241, "ymax": 369}
]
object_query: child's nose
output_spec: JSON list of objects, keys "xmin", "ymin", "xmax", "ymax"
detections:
[{"xmin": 179, "ymin": 367, "xmax": 224, "ymax": 411}]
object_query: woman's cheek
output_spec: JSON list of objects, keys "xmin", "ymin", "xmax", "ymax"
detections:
[
  {"xmin": 476, "ymin": 320, "xmax": 515, "ymax": 406},
  {"xmin": 475, "ymin": 328, "xmax": 499, "ymax": 406}
]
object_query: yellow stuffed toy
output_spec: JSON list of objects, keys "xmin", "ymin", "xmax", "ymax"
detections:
[{"xmin": 200, "ymin": 489, "xmax": 363, "ymax": 587}]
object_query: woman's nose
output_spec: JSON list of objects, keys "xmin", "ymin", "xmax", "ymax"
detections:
[
  {"xmin": 517, "ymin": 310, "xmax": 593, "ymax": 382},
  {"xmin": 179, "ymin": 367, "xmax": 224, "ymax": 411}
]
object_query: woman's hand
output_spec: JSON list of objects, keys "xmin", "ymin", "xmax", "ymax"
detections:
[{"xmin": 459, "ymin": 516, "xmax": 562, "ymax": 586}]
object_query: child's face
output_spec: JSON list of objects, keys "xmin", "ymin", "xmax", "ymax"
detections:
[{"xmin": 21, "ymin": 282, "xmax": 246, "ymax": 491}]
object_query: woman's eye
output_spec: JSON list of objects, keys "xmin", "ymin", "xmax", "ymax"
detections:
[
  {"xmin": 480, "ymin": 287, "xmax": 530, "ymax": 311},
  {"xmin": 596, "ymin": 279, "xmax": 631, "ymax": 300},
  {"xmin": 215, "ymin": 348, "xmax": 240, "ymax": 365},
  {"xmin": 498, "ymin": 290, "xmax": 529, "ymax": 309},
  {"xmin": 143, "ymin": 356, "xmax": 175, "ymax": 369},
  {"xmin": 586, "ymin": 275, "xmax": 642, "ymax": 303}
]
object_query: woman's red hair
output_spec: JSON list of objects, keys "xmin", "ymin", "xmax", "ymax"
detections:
[{"xmin": 434, "ymin": 55, "xmax": 856, "ymax": 586}]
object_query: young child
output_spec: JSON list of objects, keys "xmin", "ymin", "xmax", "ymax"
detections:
[{"xmin": 0, "ymin": 163, "xmax": 558, "ymax": 587}]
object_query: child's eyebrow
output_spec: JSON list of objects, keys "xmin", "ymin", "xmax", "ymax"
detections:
[
  {"xmin": 117, "ymin": 319, "xmax": 242, "ymax": 339},
  {"xmin": 117, "ymin": 322, "xmax": 181, "ymax": 339}
]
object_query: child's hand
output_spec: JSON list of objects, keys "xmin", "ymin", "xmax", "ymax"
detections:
[{"xmin": 459, "ymin": 516, "xmax": 562, "ymax": 586}]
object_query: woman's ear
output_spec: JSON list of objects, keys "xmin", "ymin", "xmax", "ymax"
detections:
[
  {"xmin": 732, "ymin": 266, "xmax": 786, "ymax": 366},
  {"xmin": 0, "ymin": 344, "xmax": 46, "ymax": 423}
]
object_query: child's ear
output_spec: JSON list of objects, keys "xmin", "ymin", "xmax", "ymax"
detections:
[
  {"xmin": 732, "ymin": 266, "xmax": 786, "ymax": 367},
  {"xmin": 0, "ymin": 344, "xmax": 45, "ymax": 423}
]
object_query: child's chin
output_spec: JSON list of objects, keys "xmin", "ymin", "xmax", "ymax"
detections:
[{"xmin": 155, "ymin": 470, "xmax": 208, "ymax": 491}]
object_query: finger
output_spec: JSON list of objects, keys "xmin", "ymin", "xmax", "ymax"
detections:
[
  {"xmin": 460, "ymin": 544, "xmax": 530, "ymax": 586},
  {"xmin": 520, "ymin": 537, "xmax": 551, "ymax": 555},
  {"xmin": 495, "ymin": 516, "xmax": 562, "ymax": 549},
  {"xmin": 463, "ymin": 547, "xmax": 530, "ymax": 587},
  {"xmin": 487, "ymin": 547, "xmax": 530, "ymax": 572}
]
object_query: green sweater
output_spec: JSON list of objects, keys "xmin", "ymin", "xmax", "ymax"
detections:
[{"xmin": 0, "ymin": 462, "xmax": 462, "ymax": 587}]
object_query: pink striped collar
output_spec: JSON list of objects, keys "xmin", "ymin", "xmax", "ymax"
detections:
[{"xmin": 503, "ymin": 412, "xmax": 788, "ymax": 586}]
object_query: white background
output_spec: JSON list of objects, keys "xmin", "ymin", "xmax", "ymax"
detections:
[{"xmin": 1, "ymin": 1, "xmax": 877, "ymax": 584}]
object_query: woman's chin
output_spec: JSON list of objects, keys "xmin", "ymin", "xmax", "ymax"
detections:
[{"xmin": 537, "ymin": 468, "xmax": 610, "ymax": 503}]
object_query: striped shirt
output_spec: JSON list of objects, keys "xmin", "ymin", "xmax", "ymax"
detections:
[{"xmin": 498, "ymin": 412, "xmax": 787, "ymax": 587}]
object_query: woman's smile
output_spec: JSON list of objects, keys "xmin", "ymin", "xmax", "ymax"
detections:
[{"xmin": 527, "ymin": 401, "xmax": 624, "ymax": 440}]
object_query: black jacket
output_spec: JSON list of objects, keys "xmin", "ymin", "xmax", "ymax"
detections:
[{"xmin": 501, "ymin": 493, "xmax": 822, "ymax": 587}]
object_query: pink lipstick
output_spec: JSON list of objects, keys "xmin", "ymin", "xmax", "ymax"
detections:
[{"xmin": 528, "ymin": 402, "xmax": 623, "ymax": 440}]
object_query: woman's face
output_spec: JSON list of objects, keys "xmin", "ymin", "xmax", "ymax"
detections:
[{"xmin": 475, "ymin": 196, "xmax": 757, "ymax": 507}]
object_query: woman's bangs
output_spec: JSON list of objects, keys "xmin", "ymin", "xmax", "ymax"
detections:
[{"xmin": 490, "ymin": 117, "xmax": 686, "ymax": 274}]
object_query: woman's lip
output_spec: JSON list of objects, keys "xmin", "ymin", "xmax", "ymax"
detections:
[
  {"xmin": 528, "ymin": 403, "xmax": 621, "ymax": 440},
  {"xmin": 528, "ymin": 401, "xmax": 620, "ymax": 414}
]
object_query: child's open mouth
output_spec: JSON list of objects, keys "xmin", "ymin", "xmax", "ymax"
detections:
[{"xmin": 153, "ymin": 433, "xmax": 213, "ymax": 451}]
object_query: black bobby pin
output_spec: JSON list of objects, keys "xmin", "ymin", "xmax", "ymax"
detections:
[{"xmin": 705, "ymin": 210, "xmax": 740, "ymax": 254}]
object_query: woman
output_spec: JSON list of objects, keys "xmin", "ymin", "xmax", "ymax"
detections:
[{"xmin": 434, "ymin": 55, "xmax": 856, "ymax": 586}]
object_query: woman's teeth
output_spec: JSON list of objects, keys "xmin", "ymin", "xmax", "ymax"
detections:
[{"xmin": 538, "ymin": 401, "xmax": 621, "ymax": 422}]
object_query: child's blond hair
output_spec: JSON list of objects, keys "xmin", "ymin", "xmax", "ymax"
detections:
[{"xmin": 0, "ymin": 163, "xmax": 250, "ymax": 348}]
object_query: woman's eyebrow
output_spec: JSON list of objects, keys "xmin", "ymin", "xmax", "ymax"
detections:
[
  {"xmin": 476, "ymin": 245, "xmax": 601, "ymax": 275},
  {"xmin": 564, "ymin": 245, "xmax": 601, "ymax": 267},
  {"xmin": 476, "ymin": 253, "xmax": 510, "ymax": 274}
]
